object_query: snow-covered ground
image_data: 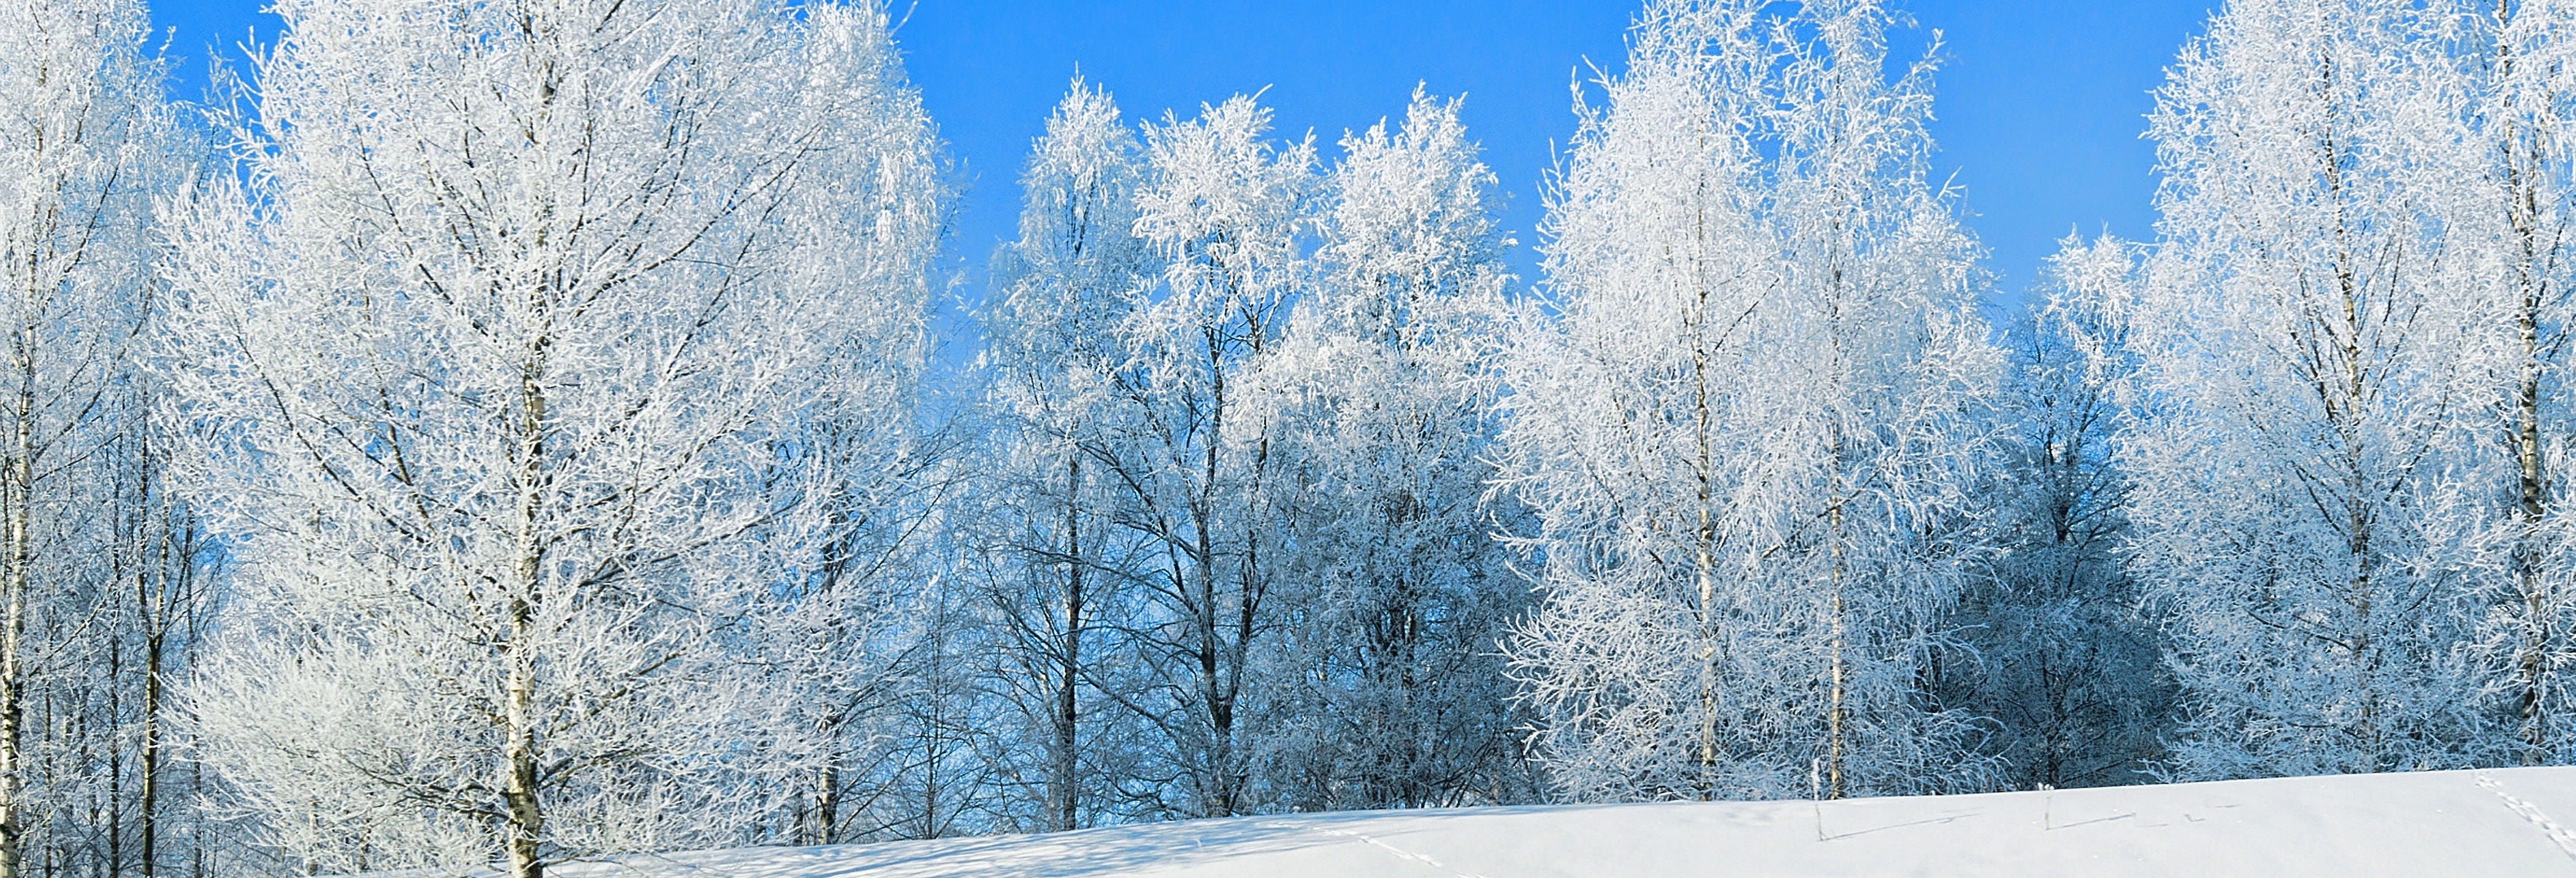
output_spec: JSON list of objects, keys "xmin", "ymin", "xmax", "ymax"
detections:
[{"xmin": 519, "ymin": 767, "xmax": 2576, "ymax": 876}]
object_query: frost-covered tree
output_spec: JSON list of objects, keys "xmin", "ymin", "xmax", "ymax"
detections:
[
  {"xmin": 1250, "ymin": 89, "xmax": 1535, "ymax": 810},
  {"xmin": 2458, "ymin": 0, "xmax": 2576, "ymax": 768},
  {"xmin": 971, "ymin": 78, "xmax": 1156, "ymax": 833},
  {"xmin": 2131, "ymin": 0, "xmax": 2493, "ymax": 779},
  {"xmin": 161, "ymin": 1, "xmax": 941, "ymax": 874},
  {"xmin": 738, "ymin": 9, "xmax": 948, "ymax": 846},
  {"xmin": 1500, "ymin": 0, "xmax": 2001, "ymax": 803},
  {"xmin": 1099, "ymin": 94, "xmax": 1314, "ymax": 819},
  {"xmin": 1953, "ymin": 235, "xmax": 2173, "ymax": 789},
  {"xmin": 819, "ymin": 571, "xmax": 1011, "ymax": 843},
  {"xmin": 0, "ymin": 0, "xmax": 187, "ymax": 873},
  {"xmin": 105, "ymin": 427, "xmax": 217, "ymax": 877}
]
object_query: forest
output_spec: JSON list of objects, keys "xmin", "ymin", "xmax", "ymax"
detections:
[{"xmin": 5, "ymin": 0, "xmax": 2575, "ymax": 875}]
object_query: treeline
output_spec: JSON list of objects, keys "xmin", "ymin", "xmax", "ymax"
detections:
[{"xmin": 6, "ymin": 0, "xmax": 2576, "ymax": 876}]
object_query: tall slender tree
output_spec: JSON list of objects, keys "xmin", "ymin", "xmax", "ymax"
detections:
[
  {"xmin": 976, "ymin": 78, "xmax": 1156, "ymax": 833},
  {"xmin": 2130, "ymin": 0, "xmax": 2492, "ymax": 779},
  {"xmin": 163, "ymin": 1, "xmax": 941, "ymax": 874},
  {"xmin": 0, "ymin": 0, "xmax": 180, "ymax": 873},
  {"xmin": 1953, "ymin": 234, "xmax": 2174, "ymax": 788},
  {"xmin": 1104, "ymin": 94, "xmax": 1313, "ymax": 819},
  {"xmin": 2461, "ymin": 0, "xmax": 2576, "ymax": 768},
  {"xmin": 1251, "ymin": 88, "xmax": 1536, "ymax": 810},
  {"xmin": 1501, "ymin": 0, "xmax": 2001, "ymax": 803}
]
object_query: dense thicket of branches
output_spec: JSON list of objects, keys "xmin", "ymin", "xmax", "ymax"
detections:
[{"xmin": 6, "ymin": 0, "xmax": 2576, "ymax": 873}]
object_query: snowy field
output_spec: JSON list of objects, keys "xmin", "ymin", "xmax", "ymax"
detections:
[{"xmin": 489, "ymin": 766, "xmax": 2576, "ymax": 877}]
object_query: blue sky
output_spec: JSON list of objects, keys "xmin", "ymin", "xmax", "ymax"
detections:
[{"xmin": 147, "ymin": 0, "xmax": 2223, "ymax": 313}]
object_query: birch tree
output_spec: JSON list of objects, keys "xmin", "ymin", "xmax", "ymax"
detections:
[
  {"xmin": 2460, "ymin": 0, "xmax": 2576, "ymax": 768},
  {"xmin": 111, "ymin": 425, "xmax": 213, "ymax": 877},
  {"xmin": 975, "ymin": 78, "xmax": 1156, "ymax": 832},
  {"xmin": 163, "ymin": 1, "xmax": 942, "ymax": 874},
  {"xmin": 1104, "ymin": 94, "xmax": 1313, "ymax": 819},
  {"xmin": 734, "ymin": 7, "xmax": 947, "ymax": 846},
  {"xmin": 1500, "ymin": 0, "xmax": 2001, "ymax": 803},
  {"xmin": 2130, "ymin": 0, "xmax": 2493, "ymax": 779},
  {"xmin": 1954, "ymin": 235, "xmax": 2174, "ymax": 788},
  {"xmin": 0, "ymin": 0, "xmax": 183, "ymax": 873},
  {"xmin": 1251, "ymin": 89, "xmax": 1536, "ymax": 809}
]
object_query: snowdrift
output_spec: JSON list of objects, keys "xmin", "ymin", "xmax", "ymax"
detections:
[{"xmin": 505, "ymin": 766, "xmax": 2576, "ymax": 876}]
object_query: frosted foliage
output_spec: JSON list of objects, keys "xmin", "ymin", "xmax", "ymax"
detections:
[
  {"xmin": 2130, "ymin": 0, "xmax": 2493, "ymax": 778},
  {"xmin": 161, "ymin": 0, "xmax": 940, "ymax": 872},
  {"xmin": 1108, "ymin": 93, "xmax": 1314, "ymax": 819},
  {"xmin": 2455, "ymin": 0, "xmax": 2576, "ymax": 769},
  {"xmin": 972, "ymin": 79, "xmax": 1156, "ymax": 833},
  {"xmin": 0, "ymin": 0, "xmax": 168, "ymax": 609},
  {"xmin": 1499, "ymin": 0, "xmax": 2002, "ymax": 803},
  {"xmin": 35, "ymin": 0, "xmax": 2576, "ymax": 861},
  {"xmin": 1953, "ymin": 234, "xmax": 2174, "ymax": 790},
  {"xmin": 1249, "ymin": 90, "xmax": 1533, "ymax": 809},
  {"xmin": 0, "ymin": 0, "xmax": 186, "ymax": 872},
  {"xmin": 988, "ymin": 80, "xmax": 1151, "ymax": 460},
  {"xmin": 0, "ymin": 0, "xmax": 169, "ymax": 644},
  {"xmin": 1131, "ymin": 94, "xmax": 1314, "ymax": 370}
]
